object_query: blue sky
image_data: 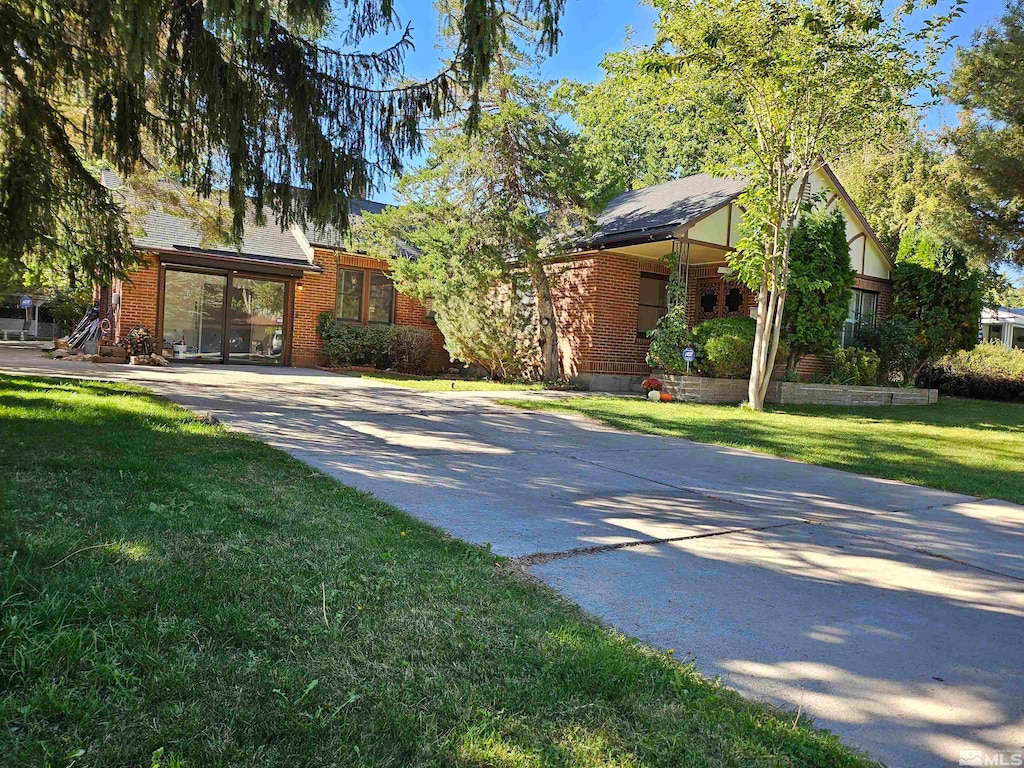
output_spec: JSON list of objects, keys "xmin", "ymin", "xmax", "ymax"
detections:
[{"xmin": 359, "ymin": 2, "xmax": 1008, "ymax": 218}]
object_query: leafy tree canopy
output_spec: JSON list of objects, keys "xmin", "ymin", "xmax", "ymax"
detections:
[
  {"xmin": 947, "ymin": 0, "xmax": 1024, "ymax": 266},
  {"xmin": 360, "ymin": 21, "xmax": 606, "ymax": 380},
  {"xmin": 0, "ymin": 0, "xmax": 566, "ymax": 283},
  {"xmin": 892, "ymin": 229, "xmax": 983, "ymax": 373},
  {"xmin": 556, "ymin": 44, "xmax": 741, "ymax": 192},
  {"xmin": 643, "ymin": 0, "xmax": 962, "ymax": 408}
]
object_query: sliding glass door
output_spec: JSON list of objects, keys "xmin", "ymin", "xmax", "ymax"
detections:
[
  {"xmin": 162, "ymin": 270, "xmax": 227, "ymax": 362},
  {"xmin": 227, "ymin": 277, "xmax": 286, "ymax": 365},
  {"xmin": 161, "ymin": 268, "xmax": 288, "ymax": 364}
]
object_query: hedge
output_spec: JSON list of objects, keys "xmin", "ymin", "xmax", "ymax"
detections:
[
  {"xmin": 919, "ymin": 342, "xmax": 1024, "ymax": 401},
  {"xmin": 316, "ymin": 312, "xmax": 434, "ymax": 374}
]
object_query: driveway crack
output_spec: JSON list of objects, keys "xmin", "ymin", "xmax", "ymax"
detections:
[{"xmin": 511, "ymin": 520, "xmax": 814, "ymax": 568}]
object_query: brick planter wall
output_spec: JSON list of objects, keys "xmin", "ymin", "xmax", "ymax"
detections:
[
  {"xmin": 657, "ymin": 374, "xmax": 749, "ymax": 404},
  {"xmin": 770, "ymin": 382, "xmax": 938, "ymax": 406},
  {"xmin": 656, "ymin": 372, "xmax": 938, "ymax": 406}
]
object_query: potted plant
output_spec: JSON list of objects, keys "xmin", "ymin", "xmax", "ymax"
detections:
[{"xmin": 642, "ymin": 377, "xmax": 664, "ymax": 401}]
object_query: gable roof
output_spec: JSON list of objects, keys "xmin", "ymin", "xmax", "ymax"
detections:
[
  {"xmin": 592, "ymin": 174, "xmax": 747, "ymax": 245},
  {"xmin": 589, "ymin": 166, "xmax": 892, "ymax": 268}
]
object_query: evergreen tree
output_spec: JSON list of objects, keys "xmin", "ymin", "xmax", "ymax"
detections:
[
  {"xmin": 0, "ymin": 0, "xmax": 565, "ymax": 281},
  {"xmin": 782, "ymin": 208, "xmax": 856, "ymax": 369}
]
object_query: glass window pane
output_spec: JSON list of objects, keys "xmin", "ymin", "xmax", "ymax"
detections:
[
  {"xmin": 638, "ymin": 306, "xmax": 667, "ymax": 334},
  {"xmin": 162, "ymin": 270, "xmax": 226, "ymax": 361},
  {"xmin": 638, "ymin": 275, "xmax": 668, "ymax": 307},
  {"xmin": 368, "ymin": 272, "xmax": 394, "ymax": 324},
  {"xmin": 337, "ymin": 269, "xmax": 364, "ymax": 321},
  {"xmin": 228, "ymin": 277, "xmax": 285, "ymax": 365},
  {"xmin": 862, "ymin": 291, "xmax": 878, "ymax": 325}
]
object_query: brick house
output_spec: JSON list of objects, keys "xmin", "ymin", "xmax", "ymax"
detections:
[
  {"xmin": 552, "ymin": 164, "xmax": 893, "ymax": 390},
  {"xmin": 95, "ymin": 173, "xmax": 448, "ymax": 370},
  {"xmin": 97, "ymin": 163, "xmax": 888, "ymax": 384}
]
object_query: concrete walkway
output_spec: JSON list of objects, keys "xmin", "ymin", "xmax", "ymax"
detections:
[{"xmin": 3, "ymin": 345, "xmax": 1022, "ymax": 767}]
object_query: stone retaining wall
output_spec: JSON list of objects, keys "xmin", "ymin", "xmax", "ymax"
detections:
[{"xmin": 655, "ymin": 373, "xmax": 938, "ymax": 406}]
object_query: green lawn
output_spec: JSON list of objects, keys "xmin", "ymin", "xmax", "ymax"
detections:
[
  {"xmin": 339, "ymin": 370, "xmax": 547, "ymax": 391},
  {"xmin": 0, "ymin": 375, "xmax": 875, "ymax": 767},
  {"xmin": 503, "ymin": 396, "xmax": 1024, "ymax": 504}
]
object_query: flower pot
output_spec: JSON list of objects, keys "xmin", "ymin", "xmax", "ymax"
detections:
[{"xmin": 647, "ymin": 389, "xmax": 661, "ymax": 401}]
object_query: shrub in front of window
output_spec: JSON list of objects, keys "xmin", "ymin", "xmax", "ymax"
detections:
[
  {"xmin": 391, "ymin": 327, "xmax": 434, "ymax": 375},
  {"xmin": 646, "ymin": 304, "xmax": 695, "ymax": 373},
  {"xmin": 825, "ymin": 348, "xmax": 880, "ymax": 386},
  {"xmin": 919, "ymin": 342, "xmax": 1024, "ymax": 401},
  {"xmin": 782, "ymin": 208, "xmax": 856, "ymax": 371},
  {"xmin": 649, "ymin": 315, "xmax": 787, "ymax": 379},
  {"xmin": 694, "ymin": 318, "xmax": 760, "ymax": 379},
  {"xmin": 316, "ymin": 312, "xmax": 434, "ymax": 374}
]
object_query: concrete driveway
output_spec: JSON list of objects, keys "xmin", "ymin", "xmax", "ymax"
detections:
[{"xmin": 3, "ymin": 344, "xmax": 1022, "ymax": 767}]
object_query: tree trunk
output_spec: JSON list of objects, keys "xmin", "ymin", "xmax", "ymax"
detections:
[
  {"xmin": 530, "ymin": 262, "xmax": 560, "ymax": 381},
  {"xmin": 747, "ymin": 170, "xmax": 811, "ymax": 410}
]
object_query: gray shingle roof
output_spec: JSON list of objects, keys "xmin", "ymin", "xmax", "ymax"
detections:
[
  {"xmin": 594, "ymin": 174, "xmax": 747, "ymax": 244},
  {"xmin": 101, "ymin": 170, "xmax": 394, "ymax": 263}
]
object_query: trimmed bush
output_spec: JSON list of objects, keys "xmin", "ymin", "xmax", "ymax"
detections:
[
  {"xmin": 825, "ymin": 348, "xmax": 880, "ymax": 386},
  {"xmin": 317, "ymin": 312, "xmax": 434, "ymax": 374},
  {"xmin": 694, "ymin": 318, "xmax": 782, "ymax": 379},
  {"xmin": 919, "ymin": 342, "xmax": 1024, "ymax": 401},
  {"xmin": 391, "ymin": 327, "xmax": 434, "ymax": 374},
  {"xmin": 649, "ymin": 315, "xmax": 787, "ymax": 379}
]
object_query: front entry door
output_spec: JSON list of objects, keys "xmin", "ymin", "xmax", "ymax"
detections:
[
  {"xmin": 160, "ymin": 268, "xmax": 288, "ymax": 364},
  {"xmin": 696, "ymin": 277, "xmax": 749, "ymax": 322}
]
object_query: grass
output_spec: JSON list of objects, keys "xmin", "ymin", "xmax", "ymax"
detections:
[
  {"xmin": 0, "ymin": 374, "xmax": 877, "ymax": 767},
  {"xmin": 502, "ymin": 395, "xmax": 1024, "ymax": 504},
  {"xmin": 339, "ymin": 370, "xmax": 547, "ymax": 391}
]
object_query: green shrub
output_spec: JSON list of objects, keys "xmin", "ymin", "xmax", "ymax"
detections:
[
  {"xmin": 700, "ymin": 333, "xmax": 754, "ymax": 379},
  {"xmin": 316, "ymin": 312, "xmax": 434, "ymax": 374},
  {"xmin": 649, "ymin": 315, "xmax": 788, "ymax": 379},
  {"xmin": 825, "ymin": 348, "xmax": 880, "ymax": 386},
  {"xmin": 877, "ymin": 314, "xmax": 922, "ymax": 384},
  {"xmin": 919, "ymin": 342, "xmax": 1024, "ymax": 401},
  {"xmin": 646, "ymin": 305, "xmax": 696, "ymax": 373},
  {"xmin": 47, "ymin": 288, "xmax": 92, "ymax": 334},
  {"xmin": 694, "ymin": 318, "xmax": 781, "ymax": 379},
  {"xmin": 391, "ymin": 327, "xmax": 434, "ymax": 374}
]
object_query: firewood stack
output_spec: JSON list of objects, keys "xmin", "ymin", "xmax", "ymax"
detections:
[
  {"xmin": 119, "ymin": 326, "xmax": 169, "ymax": 366},
  {"xmin": 51, "ymin": 325, "xmax": 168, "ymax": 366}
]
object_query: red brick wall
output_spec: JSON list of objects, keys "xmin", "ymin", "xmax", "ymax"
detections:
[
  {"xmin": 553, "ymin": 252, "xmax": 672, "ymax": 376},
  {"xmin": 552, "ymin": 256, "xmax": 597, "ymax": 377},
  {"xmin": 291, "ymin": 249, "xmax": 339, "ymax": 367},
  {"xmin": 111, "ymin": 253, "xmax": 160, "ymax": 343}
]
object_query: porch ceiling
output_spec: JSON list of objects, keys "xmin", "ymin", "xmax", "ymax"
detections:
[{"xmin": 601, "ymin": 238, "xmax": 729, "ymax": 265}]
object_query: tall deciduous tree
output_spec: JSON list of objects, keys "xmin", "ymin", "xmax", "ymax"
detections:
[
  {"xmin": 947, "ymin": 0, "xmax": 1024, "ymax": 266},
  {"xmin": 647, "ymin": 0, "xmax": 961, "ymax": 409},
  {"xmin": 0, "ymin": 0, "xmax": 564, "ymax": 282},
  {"xmin": 557, "ymin": 46, "xmax": 741, "ymax": 192},
  {"xmin": 891, "ymin": 230, "xmax": 983, "ymax": 376}
]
